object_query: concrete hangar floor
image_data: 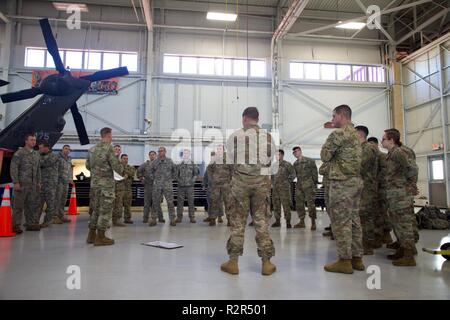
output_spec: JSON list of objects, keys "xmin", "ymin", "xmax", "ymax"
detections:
[{"xmin": 0, "ymin": 207, "xmax": 449, "ymax": 300}]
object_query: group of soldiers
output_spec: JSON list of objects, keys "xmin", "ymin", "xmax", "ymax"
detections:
[
  {"xmin": 9, "ymin": 104, "xmax": 419, "ymax": 276},
  {"xmin": 10, "ymin": 135, "xmax": 73, "ymax": 234},
  {"xmin": 319, "ymin": 104, "xmax": 419, "ymax": 274}
]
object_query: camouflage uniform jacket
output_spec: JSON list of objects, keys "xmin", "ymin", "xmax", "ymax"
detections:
[
  {"xmin": 293, "ymin": 156, "xmax": 318, "ymax": 188},
  {"xmin": 207, "ymin": 153, "xmax": 233, "ymax": 186},
  {"xmin": 272, "ymin": 159, "xmax": 295, "ymax": 188},
  {"xmin": 10, "ymin": 147, "xmax": 41, "ymax": 186},
  {"xmin": 385, "ymin": 145, "xmax": 418, "ymax": 209},
  {"xmin": 176, "ymin": 160, "xmax": 199, "ymax": 187},
  {"xmin": 150, "ymin": 157, "xmax": 177, "ymax": 185},
  {"xmin": 40, "ymin": 151, "xmax": 59, "ymax": 186},
  {"xmin": 226, "ymin": 124, "xmax": 275, "ymax": 184},
  {"xmin": 137, "ymin": 160, "xmax": 154, "ymax": 185},
  {"xmin": 360, "ymin": 141, "xmax": 378, "ymax": 191},
  {"xmin": 320, "ymin": 123, "xmax": 362, "ymax": 181},
  {"xmin": 86, "ymin": 142, "xmax": 124, "ymax": 189},
  {"xmin": 57, "ymin": 152, "xmax": 73, "ymax": 185},
  {"xmin": 116, "ymin": 164, "xmax": 136, "ymax": 191}
]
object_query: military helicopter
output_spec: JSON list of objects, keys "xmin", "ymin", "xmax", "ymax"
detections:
[{"xmin": 0, "ymin": 18, "xmax": 129, "ymax": 183}]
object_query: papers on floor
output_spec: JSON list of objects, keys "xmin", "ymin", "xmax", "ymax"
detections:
[{"xmin": 141, "ymin": 241, "xmax": 183, "ymax": 249}]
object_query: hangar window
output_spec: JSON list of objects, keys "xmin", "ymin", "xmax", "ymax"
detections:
[
  {"xmin": 25, "ymin": 48, "xmax": 46, "ymax": 68},
  {"xmin": 289, "ymin": 61, "xmax": 385, "ymax": 83},
  {"xmin": 25, "ymin": 47, "xmax": 138, "ymax": 73},
  {"xmin": 163, "ymin": 54, "xmax": 266, "ymax": 78},
  {"xmin": 84, "ymin": 51, "xmax": 101, "ymax": 70}
]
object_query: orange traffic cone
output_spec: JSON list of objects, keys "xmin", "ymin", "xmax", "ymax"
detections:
[
  {"xmin": 0, "ymin": 185, "xmax": 15, "ymax": 237},
  {"xmin": 68, "ymin": 184, "xmax": 78, "ymax": 216}
]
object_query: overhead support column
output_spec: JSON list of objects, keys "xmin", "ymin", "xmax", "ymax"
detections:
[
  {"xmin": 390, "ymin": 61, "xmax": 404, "ymax": 139},
  {"xmin": 143, "ymin": 0, "xmax": 154, "ymax": 142},
  {"xmin": 271, "ymin": 0, "xmax": 310, "ymax": 132}
]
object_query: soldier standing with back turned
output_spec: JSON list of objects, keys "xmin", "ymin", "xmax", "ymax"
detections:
[
  {"xmin": 85, "ymin": 127, "xmax": 124, "ymax": 246},
  {"xmin": 220, "ymin": 107, "xmax": 276, "ymax": 276},
  {"xmin": 11, "ymin": 133, "xmax": 41, "ymax": 233},
  {"xmin": 54, "ymin": 144, "xmax": 73, "ymax": 224}
]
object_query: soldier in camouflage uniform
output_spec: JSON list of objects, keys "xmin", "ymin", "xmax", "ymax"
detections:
[
  {"xmin": 137, "ymin": 151, "xmax": 164, "ymax": 223},
  {"xmin": 221, "ymin": 107, "xmax": 276, "ymax": 276},
  {"xmin": 292, "ymin": 146, "xmax": 318, "ymax": 230},
  {"xmin": 149, "ymin": 146, "xmax": 177, "ymax": 226},
  {"xmin": 113, "ymin": 154, "xmax": 136, "ymax": 225},
  {"xmin": 38, "ymin": 141, "xmax": 59, "ymax": 228},
  {"xmin": 271, "ymin": 149, "xmax": 295, "ymax": 228},
  {"xmin": 175, "ymin": 149, "xmax": 200, "ymax": 223},
  {"xmin": 54, "ymin": 145, "xmax": 73, "ymax": 224},
  {"xmin": 381, "ymin": 129, "xmax": 418, "ymax": 266},
  {"xmin": 319, "ymin": 162, "xmax": 334, "ymax": 239},
  {"xmin": 368, "ymin": 137, "xmax": 393, "ymax": 247},
  {"xmin": 202, "ymin": 152, "xmax": 214, "ymax": 220},
  {"xmin": 11, "ymin": 134, "xmax": 41, "ymax": 233},
  {"xmin": 399, "ymin": 137, "xmax": 420, "ymax": 244},
  {"xmin": 355, "ymin": 126, "xmax": 379, "ymax": 255},
  {"xmin": 321, "ymin": 105, "xmax": 364, "ymax": 274},
  {"xmin": 86, "ymin": 127, "xmax": 124, "ymax": 246},
  {"xmin": 207, "ymin": 146, "xmax": 233, "ymax": 226}
]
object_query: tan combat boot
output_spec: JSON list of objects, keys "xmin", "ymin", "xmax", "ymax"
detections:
[
  {"xmin": 148, "ymin": 219, "xmax": 157, "ymax": 227},
  {"xmin": 311, "ymin": 219, "xmax": 316, "ymax": 231},
  {"xmin": 271, "ymin": 220, "xmax": 281, "ymax": 228},
  {"xmin": 221, "ymin": 257, "xmax": 239, "ymax": 275},
  {"xmin": 60, "ymin": 216, "xmax": 71, "ymax": 223},
  {"xmin": 203, "ymin": 216, "xmax": 212, "ymax": 222},
  {"xmin": 351, "ymin": 257, "xmax": 365, "ymax": 271},
  {"xmin": 217, "ymin": 217, "xmax": 223, "ymax": 223},
  {"xmin": 40, "ymin": 222, "xmax": 50, "ymax": 229},
  {"xmin": 324, "ymin": 259, "xmax": 353, "ymax": 274},
  {"xmin": 190, "ymin": 217, "xmax": 196, "ymax": 223},
  {"xmin": 286, "ymin": 220, "xmax": 292, "ymax": 229},
  {"xmin": 209, "ymin": 219, "xmax": 216, "ymax": 226},
  {"xmin": 372, "ymin": 239, "xmax": 383, "ymax": 249},
  {"xmin": 363, "ymin": 243, "xmax": 374, "ymax": 255},
  {"xmin": 392, "ymin": 248, "xmax": 416, "ymax": 267},
  {"xmin": 248, "ymin": 221, "xmax": 254, "ymax": 226},
  {"xmin": 170, "ymin": 219, "xmax": 177, "ymax": 226},
  {"xmin": 86, "ymin": 229, "xmax": 97, "ymax": 244},
  {"xmin": 94, "ymin": 230, "xmax": 114, "ymax": 246},
  {"xmin": 261, "ymin": 258, "xmax": 277, "ymax": 276},
  {"xmin": 53, "ymin": 216, "xmax": 63, "ymax": 225},
  {"xmin": 294, "ymin": 218, "xmax": 305, "ymax": 228},
  {"xmin": 175, "ymin": 217, "xmax": 182, "ymax": 223},
  {"xmin": 387, "ymin": 247, "xmax": 404, "ymax": 260}
]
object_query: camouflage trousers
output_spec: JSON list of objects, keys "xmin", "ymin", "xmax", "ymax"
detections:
[
  {"xmin": 89, "ymin": 186, "xmax": 115, "ymax": 231},
  {"xmin": 323, "ymin": 179, "xmax": 330, "ymax": 214},
  {"xmin": 359, "ymin": 186, "xmax": 377, "ymax": 246},
  {"xmin": 143, "ymin": 182, "xmax": 162, "ymax": 221},
  {"xmin": 272, "ymin": 184, "xmax": 292, "ymax": 221},
  {"xmin": 113, "ymin": 188, "xmax": 132, "ymax": 221},
  {"xmin": 151, "ymin": 182, "xmax": 175, "ymax": 221},
  {"xmin": 226, "ymin": 177, "xmax": 275, "ymax": 259},
  {"xmin": 12, "ymin": 184, "xmax": 40, "ymax": 228},
  {"xmin": 374, "ymin": 195, "xmax": 390, "ymax": 241},
  {"xmin": 177, "ymin": 186, "xmax": 195, "ymax": 219},
  {"xmin": 55, "ymin": 183, "xmax": 69, "ymax": 219},
  {"xmin": 210, "ymin": 183, "xmax": 230, "ymax": 219},
  {"xmin": 39, "ymin": 184, "xmax": 58, "ymax": 224},
  {"xmin": 389, "ymin": 206, "xmax": 415, "ymax": 251},
  {"xmin": 329, "ymin": 177, "xmax": 364, "ymax": 259},
  {"xmin": 392, "ymin": 205, "xmax": 419, "ymax": 243},
  {"xmin": 296, "ymin": 184, "xmax": 317, "ymax": 220}
]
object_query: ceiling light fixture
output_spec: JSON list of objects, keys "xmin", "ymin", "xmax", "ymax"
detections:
[
  {"xmin": 206, "ymin": 12, "xmax": 237, "ymax": 22},
  {"xmin": 53, "ymin": 2, "xmax": 89, "ymax": 12},
  {"xmin": 335, "ymin": 22, "xmax": 366, "ymax": 30}
]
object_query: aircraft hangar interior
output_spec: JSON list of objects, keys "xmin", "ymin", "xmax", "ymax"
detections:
[{"xmin": 0, "ymin": 0, "xmax": 449, "ymax": 304}]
